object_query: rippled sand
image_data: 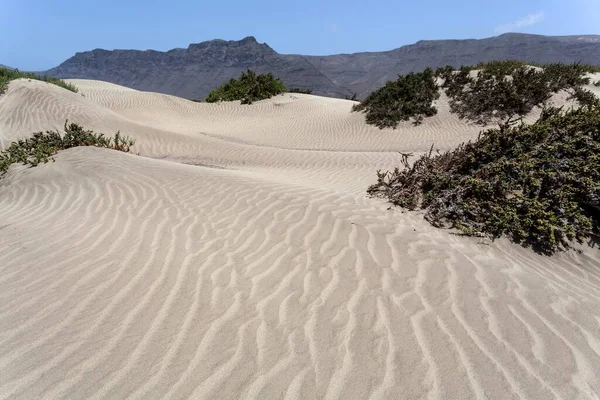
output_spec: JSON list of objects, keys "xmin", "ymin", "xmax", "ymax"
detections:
[{"xmin": 0, "ymin": 78, "xmax": 599, "ymax": 399}]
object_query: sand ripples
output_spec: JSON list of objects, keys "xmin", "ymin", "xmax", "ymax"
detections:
[{"xmin": 1, "ymin": 80, "xmax": 599, "ymax": 399}]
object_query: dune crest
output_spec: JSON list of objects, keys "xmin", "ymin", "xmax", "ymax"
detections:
[{"xmin": 1, "ymin": 79, "xmax": 599, "ymax": 399}]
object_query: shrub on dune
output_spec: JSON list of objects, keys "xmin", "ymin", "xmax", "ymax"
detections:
[
  {"xmin": 473, "ymin": 60, "xmax": 529, "ymax": 76},
  {"xmin": 205, "ymin": 69, "xmax": 287, "ymax": 104},
  {"xmin": 0, "ymin": 67, "xmax": 78, "ymax": 95},
  {"xmin": 368, "ymin": 105, "xmax": 600, "ymax": 254},
  {"xmin": 352, "ymin": 68, "xmax": 440, "ymax": 128},
  {"xmin": 0, "ymin": 121, "xmax": 135, "ymax": 175},
  {"xmin": 370, "ymin": 62, "xmax": 600, "ymax": 254},
  {"xmin": 438, "ymin": 62, "xmax": 595, "ymax": 128},
  {"xmin": 288, "ymin": 87, "xmax": 313, "ymax": 94}
]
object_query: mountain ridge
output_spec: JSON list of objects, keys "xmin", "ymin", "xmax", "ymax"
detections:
[{"xmin": 42, "ymin": 33, "xmax": 600, "ymax": 99}]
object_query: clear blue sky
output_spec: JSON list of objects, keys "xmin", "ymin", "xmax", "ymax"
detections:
[{"xmin": 2, "ymin": 0, "xmax": 598, "ymax": 70}]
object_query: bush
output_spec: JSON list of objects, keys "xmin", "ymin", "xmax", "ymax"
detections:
[
  {"xmin": 368, "ymin": 105, "xmax": 600, "ymax": 254},
  {"xmin": 438, "ymin": 63, "xmax": 592, "ymax": 128},
  {"xmin": 0, "ymin": 121, "xmax": 135, "ymax": 175},
  {"xmin": 0, "ymin": 67, "xmax": 78, "ymax": 95},
  {"xmin": 578, "ymin": 64, "xmax": 600, "ymax": 73},
  {"xmin": 438, "ymin": 60, "xmax": 600, "ymax": 75},
  {"xmin": 352, "ymin": 68, "xmax": 440, "ymax": 128},
  {"xmin": 288, "ymin": 87, "xmax": 313, "ymax": 94},
  {"xmin": 474, "ymin": 60, "xmax": 528, "ymax": 76},
  {"xmin": 205, "ymin": 69, "xmax": 287, "ymax": 104}
]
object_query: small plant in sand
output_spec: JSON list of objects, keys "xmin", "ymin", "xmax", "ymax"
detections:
[
  {"xmin": 0, "ymin": 67, "xmax": 78, "ymax": 95},
  {"xmin": 0, "ymin": 121, "xmax": 135, "ymax": 175},
  {"xmin": 352, "ymin": 68, "xmax": 439, "ymax": 128},
  {"xmin": 205, "ymin": 69, "xmax": 287, "ymax": 104}
]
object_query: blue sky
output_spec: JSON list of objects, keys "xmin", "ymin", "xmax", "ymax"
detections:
[{"xmin": 1, "ymin": 0, "xmax": 598, "ymax": 70}]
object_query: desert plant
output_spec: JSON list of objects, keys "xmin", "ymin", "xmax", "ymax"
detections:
[
  {"xmin": 0, "ymin": 121, "xmax": 135, "ymax": 175},
  {"xmin": 205, "ymin": 69, "xmax": 287, "ymax": 104},
  {"xmin": 576, "ymin": 64, "xmax": 600, "ymax": 73},
  {"xmin": 0, "ymin": 67, "xmax": 78, "ymax": 95},
  {"xmin": 439, "ymin": 63, "xmax": 591, "ymax": 128},
  {"xmin": 368, "ymin": 105, "xmax": 600, "ymax": 254},
  {"xmin": 352, "ymin": 68, "xmax": 440, "ymax": 128},
  {"xmin": 288, "ymin": 87, "xmax": 313, "ymax": 94},
  {"xmin": 568, "ymin": 86, "xmax": 600, "ymax": 109},
  {"xmin": 437, "ymin": 60, "xmax": 600, "ymax": 76},
  {"xmin": 474, "ymin": 60, "xmax": 528, "ymax": 76}
]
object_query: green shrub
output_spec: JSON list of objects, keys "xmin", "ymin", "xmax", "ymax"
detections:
[
  {"xmin": 578, "ymin": 64, "xmax": 600, "ymax": 73},
  {"xmin": 474, "ymin": 60, "xmax": 528, "ymax": 76},
  {"xmin": 368, "ymin": 105, "xmax": 600, "ymax": 254},
  {"xmin": 288, "ymin": 87, "xmax": 313, "ymax": 94},
  {"xmin": 0, "ymin": 67, "xmax": 78, "ymax": 95},
  {"xmin": 438, "ymin": 60, "xmax": 600, "ymax": 75},
  {"xmin": 439, "ymin": 63, "xmax": 591, "ymax": 128},
  {"xmin": 205, "ymin": 69, "xmax": 286, "ymax": 104},
  {"xmin": 0, "ymin": 121, "xmax": 134, "ymax": 175},
  {"xmin": 352, "ymin": 68, "xmax": 440, "ymax": 128},
  {"xmin": 568, "ymin": 86, "xmax": 600, "ymax": 109}
]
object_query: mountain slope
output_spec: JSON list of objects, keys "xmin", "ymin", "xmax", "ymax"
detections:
[
  {"xmin": 45, "ymin": 37, "xmax": 351, "ymax": 100},
  {"xmin": 45, "ymin": 33, "xmax": 600, "ymax": 99},
  {"xmin": 299, "ymin": 33, "xmax": 600, "ymax": 97}
]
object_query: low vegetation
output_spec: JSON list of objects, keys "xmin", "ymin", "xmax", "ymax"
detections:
[
  {"xmin": 455, "ymin": 60, "xmax": 600, "ymax": 75},
  {"xmin": 352, "ymin": 68, "xmax": 439, "ymax": 128},
  {"xmin": 1, "ymin": 121, "xmax": 135, "ymax": 175},
  {"xmin": 288, "ymin": 87, "xmax": 313, "ymax": 94},
  {"xmin": 369, "ymin": 105, "xmax": 599, "ymax": 254},
  {"xmin": 353, "ymin": 60, "xmax": 598, "ymax": 131},
  {"xmin": 206, "ymin": 69, "xmax": 286, "ymax": 104},
  {"xmin": 369, "ymin": 61, "xmax": 600, "ymax": 254},
  {"xmin": 437, "ymin": 62, "xmax": 594, "ymax": 127},
  {"xmin": 0, "ymin": 67, "xmax": 78, "ymax": 95}
]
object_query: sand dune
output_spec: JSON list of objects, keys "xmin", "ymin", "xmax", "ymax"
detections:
[{"xmin": 1, "ymin": 79, "xmax": 600, "ymax": 399}]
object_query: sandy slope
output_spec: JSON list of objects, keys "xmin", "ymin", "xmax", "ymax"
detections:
[{"xmin": 1, "ymin": 79, "xmax": 600, "ymax": 399}]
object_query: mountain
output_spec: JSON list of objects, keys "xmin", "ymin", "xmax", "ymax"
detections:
[
  {"xmin": 44, "ymin": 37, "xmax": 350, "ymax": 99},
  {"xmin": 45, "ymin": 33, "xmax": 600, "ymax": 100},
  {"xmin": 299, "ymin": 33, "xmax": 600, "ymax": 97}
]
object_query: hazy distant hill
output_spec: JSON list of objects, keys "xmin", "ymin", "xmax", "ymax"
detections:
[{"xmin": 44, "ymin": 33, "xmax": 600, "ymax": 99}]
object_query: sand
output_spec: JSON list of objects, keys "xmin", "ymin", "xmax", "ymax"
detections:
[{"xmin": 0, "ymin": 78, "xmax": 599, "ymax": 399}]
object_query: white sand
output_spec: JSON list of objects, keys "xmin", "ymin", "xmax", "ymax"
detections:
[{"xmin": 0, "ymin": 79, "xmax": 599, "ymax": 399}]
